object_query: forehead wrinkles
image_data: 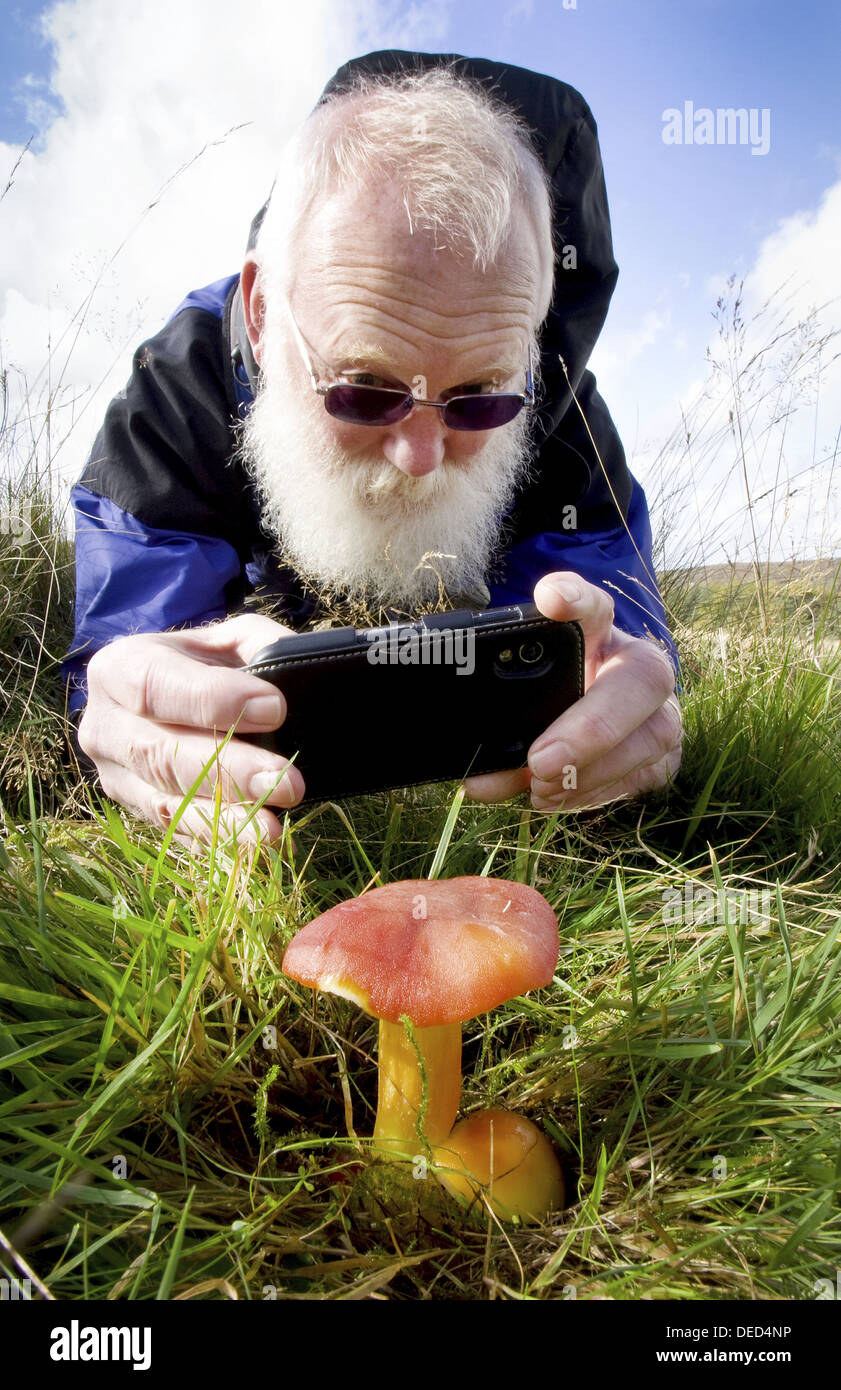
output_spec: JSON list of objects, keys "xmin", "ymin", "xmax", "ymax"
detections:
[
  {"xmin": 299, "ymin": 246, "xmax": 539, "ymax": 311},
  {"xmin": 324, "ymin": 299, "xmax": 534, "ymax": 359},
  {"xmin": 298, "ymin": 270, "xmax": 536, "ymax": 360},
  {"xmin": 291, "ymin": 187, "xmax": 542, "ymax": 347}
]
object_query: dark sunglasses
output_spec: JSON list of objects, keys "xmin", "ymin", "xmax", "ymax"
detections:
[{"xmin": 287, "ymin": 303, "xmax": 535, "ymax": 432}]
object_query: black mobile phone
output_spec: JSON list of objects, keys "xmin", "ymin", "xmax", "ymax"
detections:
[{"xmin": 242, "ymin": 602, "xmax": 584, "ymax": 803}]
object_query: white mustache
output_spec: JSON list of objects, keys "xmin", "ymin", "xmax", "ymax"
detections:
[{"xmin": 356, "ymin": 462, "xmax": 445, "ymax": 506}]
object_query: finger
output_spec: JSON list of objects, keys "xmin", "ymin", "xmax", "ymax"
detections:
[
  {"xmin": 531, "ymin": 744, "xmax": 682, "ymax": 813},
  {"xmin": 166, "ymin": 612, "xmax": 297, "ymax": 667},
  {"xmin": 462, "ymin": 765, "xmax": 531, "ymax": 803},
  {"xmin": 87, "ymin": 635, "xmax": 290, "ymax": 733},
  {"xmin": 533, "ymin": 572, "xmax": 616, "ymax": 681},
  {"xmin": 84, "ymin": 709, "xmax": 306, "ymax": 807},
  {"xmin": 167, "ymin": 797, "xmax": 287, "ymax": 847},
  {"xmin": 527, "ymin": 639, "xmax": 677, "ymax": 785},
  {"xmin": 530, "ymin": 694, "xmax": 682, "ymax": 801},
  {"xmin": 96, "ymin": 762, "xmax": 287, "ymax": 845}
]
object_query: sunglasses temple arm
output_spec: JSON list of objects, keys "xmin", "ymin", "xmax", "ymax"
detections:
[{"xmin": 285, "ymin": 302, "xmax": 322, "ymax": 391}]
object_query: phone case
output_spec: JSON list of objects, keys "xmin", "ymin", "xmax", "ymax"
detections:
[{"xmin": 242, "ymin": 603, "xmax": 584, "ymax": 803}]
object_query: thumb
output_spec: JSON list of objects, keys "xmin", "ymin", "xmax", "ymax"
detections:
[{"xmin": 533, "ymin": 572, "xmax": 615, "ymax": 644}]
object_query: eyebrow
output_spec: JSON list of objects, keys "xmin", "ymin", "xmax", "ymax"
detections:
[{"xmin": 334, "ymin": 341, "xmax": 521, "ymax": 387}]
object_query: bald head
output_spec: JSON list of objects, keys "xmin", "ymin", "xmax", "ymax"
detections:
[{"xmin": 253, "ymin": 66, "xmax": 556, "ymax": 328}]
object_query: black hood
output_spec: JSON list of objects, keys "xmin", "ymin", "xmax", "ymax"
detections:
[
  {"xmin": 318, "ymin": 49, "xmax": 618, "ymax": 443},
  {"xmin": 245, "ymin": 49, "xmax": 631, "ymax": 531}
]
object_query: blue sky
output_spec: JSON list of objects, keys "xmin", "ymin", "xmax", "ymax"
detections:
[
  {"xmin": 1, "ymin": 2, "xmax": 62, "ymax": 143},
  {"xmin": 2, "ymin": 0, "xmax": 839, "ymax": 562},
  {"xmin": 437, "ymin": 0, "xmax": 841, "ymax": 455}
]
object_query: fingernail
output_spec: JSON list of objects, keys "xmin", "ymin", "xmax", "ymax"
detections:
[
  {"xmin": 547, "ymin": 578, "xmax": 582, "ymax": 604},
  {"xmin": 529, "ymin": 742, "xmax": 568, "ymax": 781},
  {"xmin": 243, "ymin": 694, "xmax": 284, "ymax": 727},
  {"xmin": 249, "ymin": 768, "xmax": 295, "ymax": 801}
]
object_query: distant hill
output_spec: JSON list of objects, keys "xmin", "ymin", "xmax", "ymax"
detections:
[{"xmin": 663, "ymin": 559, "xmax": 840, "ymax": 588}]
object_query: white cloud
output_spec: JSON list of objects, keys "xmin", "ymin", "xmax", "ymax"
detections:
[
  {"xmin": 590, "ymin": 308, "xmax": 669, "ymax": 383},
  {"xmin": 638, "ymin": 178, "xmax": 841, "ymax": 568},
  {"xmin": 504, "ymin": 0, "xmax": 534, "ymax": 24},
  {"xmin": 704, "ymin": 271, "xmax": 731, "ymax": 301},
  {"xmin": 1, "ymin": 0, "xmax": 454, "ymax": 491},
  {"xmin": 14, "ymin": 71, "xmax": 64, "ymax": 136},
  {"xmin": 744, "ymin": 177, "xmax": 841, "ymax": 316},
  {"xmin": 590, "ymin": 177, "xmax": 841, "ymax": 569}
]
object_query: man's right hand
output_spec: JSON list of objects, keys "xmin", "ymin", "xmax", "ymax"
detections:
[{"xmin": 78, "ymin": 613, "xmax": 305, "ymax": 845}]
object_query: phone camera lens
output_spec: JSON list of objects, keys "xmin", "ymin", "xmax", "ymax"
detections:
[{"xmin": 519, "ymin": 641, "xmax": 544, "ymax": 665}]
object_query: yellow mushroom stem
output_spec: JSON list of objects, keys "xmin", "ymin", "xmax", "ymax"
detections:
[{"xmin": 373, "ymin": 1019, "xmax": 462, "ymax": 1158}]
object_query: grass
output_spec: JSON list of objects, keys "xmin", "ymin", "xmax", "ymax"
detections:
[
  {"xmin": 1, "ymin": 285, "xmax": 840, "ymax": 1301},
  {"xmin": 1, "ymin": 600, "xmax": 839, "ymax": 1300},
  {"xmin": 0, "ymin": 486, "xmax": 75, "ymax": 811}
]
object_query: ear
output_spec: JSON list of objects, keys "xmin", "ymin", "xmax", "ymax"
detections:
[{"xmin": 240, "ymin": 254, "xmax": 265, "ymax": 367}]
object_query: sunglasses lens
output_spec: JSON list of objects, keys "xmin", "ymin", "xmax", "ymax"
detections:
[
  {"xmin": 443, "ymin": 394, "xmax": 524, "ymax": 431},
  {"xmin": 325, "ymin": 385, "xmax": 414, "ymax": 426},
  {"xmin": 323, "ymin": 385, "xmax": 526, "ymax": 430}
]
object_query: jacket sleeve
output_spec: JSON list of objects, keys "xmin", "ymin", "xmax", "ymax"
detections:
[
  {"xmin": 64, "ymin": 489, "xmax": 243, "ymax": 716},
  {"xmin": 63, "ymin": 281, "xmax": 255, "ymax": 716}
]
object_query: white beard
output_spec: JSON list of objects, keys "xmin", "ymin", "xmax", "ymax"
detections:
[{"xmin": 240, "ymin": 333, "xmax": 535, "ymax": 615}]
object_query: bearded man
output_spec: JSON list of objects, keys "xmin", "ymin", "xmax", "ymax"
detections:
[{"xmin": 65, "ymin": 49, "xmax": 682, "ymax": 844}]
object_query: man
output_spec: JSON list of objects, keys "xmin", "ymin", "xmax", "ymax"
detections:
[{"xmin": 65, "ymin": 50, "xmax": 682, "ymax": 845}]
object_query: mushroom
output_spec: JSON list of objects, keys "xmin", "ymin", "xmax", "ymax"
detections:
[
  {"xmin": 282, "ymin": 877, "xmax": 563, "ymax": 1215},
  {"xmin": 433, "ymin": 1109, "xmax": 565, "ymax": 1224}
]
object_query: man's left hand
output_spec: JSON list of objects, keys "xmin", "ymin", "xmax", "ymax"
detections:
[{"xmin": 463, "ymin": 571, "xmax": 682, "ymax": 811}]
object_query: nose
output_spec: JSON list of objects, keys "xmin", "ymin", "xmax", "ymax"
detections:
[{"xmin": 381, "ymin": 404, "xmax": 447, "ymax": 477}]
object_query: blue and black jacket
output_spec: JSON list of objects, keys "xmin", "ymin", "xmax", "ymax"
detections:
[{"xmin": 64, "ymin": 49, "xmax": 678, "ymax": 719}]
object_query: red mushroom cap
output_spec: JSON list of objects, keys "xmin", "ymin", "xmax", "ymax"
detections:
[{"xmin": 282, "ymin": 877, "xmax": 559, "ymax": 1027}]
